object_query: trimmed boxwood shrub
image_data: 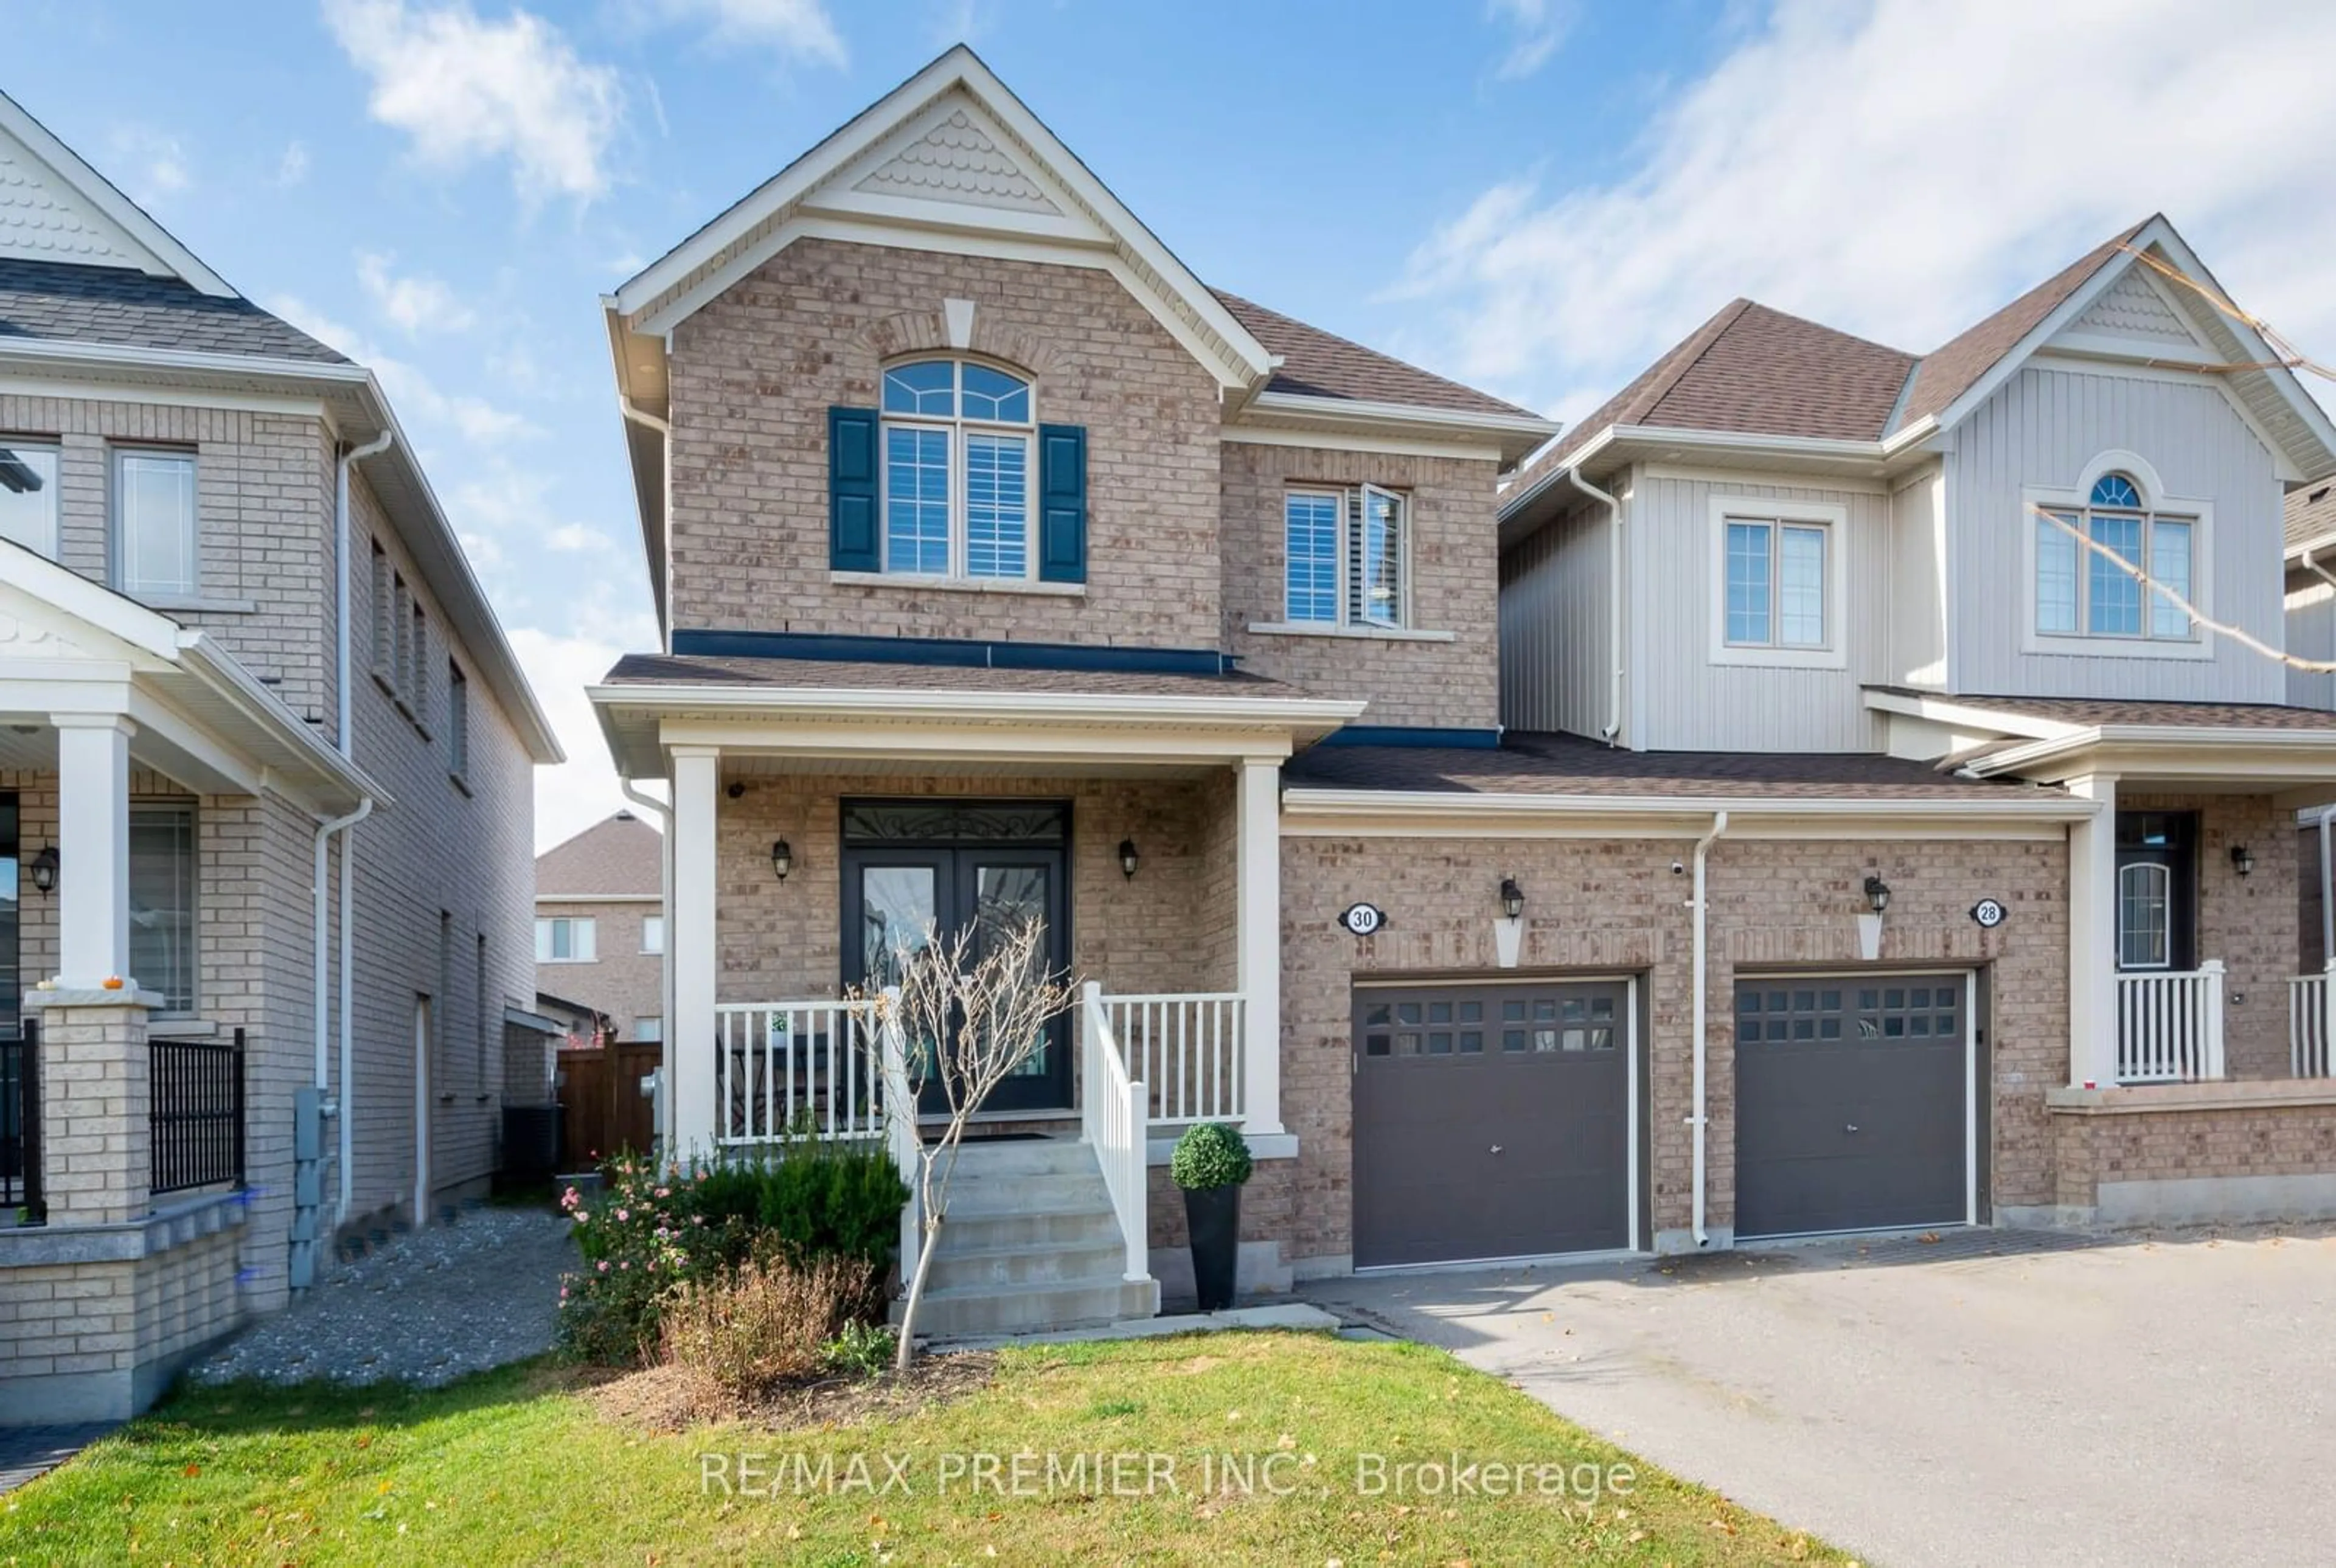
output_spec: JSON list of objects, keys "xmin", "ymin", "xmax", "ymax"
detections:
[{"xmin": 1169, "ymin": 1122, "xmax": 1253, "ymax": 1191}]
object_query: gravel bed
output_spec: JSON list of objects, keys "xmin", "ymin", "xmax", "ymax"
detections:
[{"xmin": 191, "ymin": 1207, "xmax": 577, "ymax": 1388}]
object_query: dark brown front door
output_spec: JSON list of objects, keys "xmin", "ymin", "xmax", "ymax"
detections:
[
  {"xmin": 1733, "ymin": 974, "xmax": 1972, "ymax": 1240},
  {"xmin": 1352, "ymin": 979, "xmax": 1632, "ymax": 1268}
]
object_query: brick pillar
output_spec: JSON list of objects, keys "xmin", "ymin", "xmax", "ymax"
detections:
[{"xmin": 25, "ymin": 991, "xmax": 156, "ymax": 1226}]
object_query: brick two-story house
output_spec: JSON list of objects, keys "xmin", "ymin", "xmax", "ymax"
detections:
[
  {"xmin": 591, "ymin": 49, "xmax": 2336, "ymax": 1332},
  {"xmin": 534, "ymin": 808, "xmax": 666, "ymax": 1046},
  {"xmin": 0, "ymin": 89, "xmax": 558, "ymax": 1420}
]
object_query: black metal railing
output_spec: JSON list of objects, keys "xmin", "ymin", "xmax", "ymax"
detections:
[
  {"xmin": 2, "ymin": 1019, "xmax": 41, "ymax": 1222},
  {"xmin": 150, "ymin": 1028, "xmax": 245, "ymax": 1197}
]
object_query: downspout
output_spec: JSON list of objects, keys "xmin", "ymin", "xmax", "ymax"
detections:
[
  {"xmin": 1689, "ymin": 810, "xmax": 1729, "ymax": 1248},
  {"xmin": 311, "ymin": 802, "xmax": 373, "ymax": 1097},
  {"xmin": 619, "ymin": 774, "xmax": 674, "ymax": 1147},
  {"xmin": 1564, "ymin": 467, "xmax": 1625, "ymax": 746},
  {"xmin": 332, "ymin": 429, "xmax": 394, "ymax": 1224},
  {"xmin": 2318, "ymin": 803, "xmax": 2336, "ymax": 968}
]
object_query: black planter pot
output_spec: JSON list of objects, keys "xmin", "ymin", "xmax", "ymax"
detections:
[{"xmin": 1183, "ymin": 1183, "xmax": 1242, "ymax": 1312}]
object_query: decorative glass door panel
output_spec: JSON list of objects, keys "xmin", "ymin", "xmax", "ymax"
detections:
[{"xmin": 840, "ymin": 802, "xmax": 1072, "ymax": 1114}]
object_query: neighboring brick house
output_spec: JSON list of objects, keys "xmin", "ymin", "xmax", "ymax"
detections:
[
  {"xmin": 587, "ymin": 49, "xmax": 2336, "ymax": 1331},
  {"xmin": 534, "ymin": 809, "xmax": 666, "ymax": 1044},
  {"xmin": 0, "ymin": 89, "xmax": 558, "ymax": 1422}
]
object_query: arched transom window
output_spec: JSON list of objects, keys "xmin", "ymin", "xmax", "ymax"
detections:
[
  {"xmin": 2035, "ymin": 469, "xmax": 2195, "ymax": 641},
  {"xmin": 880, "ymin": 358, "xmax": 1034, "ymax": 579}
]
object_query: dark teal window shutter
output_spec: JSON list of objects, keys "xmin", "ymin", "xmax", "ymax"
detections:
[
  {"xmin": 1037, "ymin": 423, "xmax": 1087, "ymax": 583},
  {"xmin": 829, "ymin": 406, "xmax": 880, "ymax": 572}
]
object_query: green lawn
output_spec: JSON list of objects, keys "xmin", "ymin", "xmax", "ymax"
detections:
[{"xmin": 1, "ymin": 1331, "xmax": 1846, "ymax": 1566}]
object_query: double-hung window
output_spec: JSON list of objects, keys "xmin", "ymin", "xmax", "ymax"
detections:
[
  {"xmin": 116, "ymin": 449, "xmax": 198, "ymax": 599},
  {"xmin": 1723, "ymin": 515, "xmax": 1829, "ymax": 648},
  {"xmin": 879, "ymin": 358, "xmax": 1034, "ymax": 580},
  {"xmin": 0, "ymin": 441, "xmax": 60, "ymax": 559},
  {"xmin": 1283, "ymin": 485, "xmax": 1409, "ymax": 629},
  {"xmin": 2035, "ymin": 471, "xmax": 2195, "ymax": 641}
]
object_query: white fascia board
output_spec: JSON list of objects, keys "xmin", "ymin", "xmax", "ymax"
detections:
[
  {"xmin": 610, "ymin": 46, "xmax": 1271, "ymax": 384},
  {"xmin": 0, "ymin": 90, "xmax": 234, "ymax": 296},
  {"xmin": 0, "ymin": 333, "xmax": 372, "ymax": 390},
  {"xmin": 1860, "ymin": 687, "xmax": 2086, "ymax": 742},
  {"xmin": 589, "ymin": 681, "xmax": 1366, "ymax": 730},
  {"xmin": 1280, "ymin": 786, "xmax": 2096, "ymax": 828},
  {"xmin": 1970, "ymin": 725, "xmax": 2336, "ymax": 780},
  {"xmin": 1497, "ymin": 421, "xmax": 1930, "ymax": 526}
]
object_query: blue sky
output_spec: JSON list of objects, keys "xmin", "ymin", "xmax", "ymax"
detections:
[{"xmin": 9, "ymin": 0, "xmax": 2335, "ymax": 847}]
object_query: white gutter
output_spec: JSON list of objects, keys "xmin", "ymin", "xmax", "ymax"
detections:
[
  {"xmin": 619, "ymin": 775, "xmax": 675, "ymax": 1148},
  {"xmin": 586, "ymin": 682, "xmax": 1369, "ymax": 726},
  {"xmin": 1689, "ymin": 811, "xmax": 1728, "ymax": 1248},
  {"xmin": 1564, "ymin": 467, "xmax": 1625, "ymax": 745},
  {"xmin": 328, "ymin": 431, "xmax": 392, "ymax": 1227},
  {"xmin": 1279, "ymin": 787, "xmax": 2099, "ymax": 824}
]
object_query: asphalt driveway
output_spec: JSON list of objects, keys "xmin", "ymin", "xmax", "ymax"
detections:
[{"xmin": 1307, "ymin": 1227, "xmax": 2336, "ymax": 1568}]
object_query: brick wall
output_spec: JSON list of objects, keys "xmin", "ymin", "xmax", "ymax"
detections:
[
  {"xmin": 0, "ymin": 395, "xmax": 339, "ymax": 726},
  {"xmin": 534, "ymin": 898, "xmax": 664, "ymax": 1036},
  {"xmin": 1220, "ymin": 443, "xmax": 1501, "ymax": 728},
  {"xmin": 1278, "ymin": 830, "xmax": 2068, "ymax": 1266},
  {"xmin": 667, "ymin": 239, "xmax": 1223, "ymax": 647},
  {"xmin": 2049, "ymin": 1084, "xmax": 2336, "ymax": 1209}
]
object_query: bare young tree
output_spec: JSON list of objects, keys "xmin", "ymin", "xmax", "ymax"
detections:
[{"xmin": 861, "ymin": 915, "xmax": 1076, "ymax": 1370}]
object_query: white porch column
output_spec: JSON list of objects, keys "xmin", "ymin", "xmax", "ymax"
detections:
[
  {"xmin": 669, "ymin": 745, "xmax": 720, "ymax": 1159},
  {"xmin": 52, "ymin": 712, "xmax": 134, "ymax": 990},
  {"xmin": 2067, "ymin": 772, "xmax": 2119, "ymax": 1088},
  {"xmin": 1236, "ymin": 756, "xmax": 1284, "ymax": 1136}
]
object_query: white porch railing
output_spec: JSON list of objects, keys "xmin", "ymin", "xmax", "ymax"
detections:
[
  {"xmin": 1100, "ymin": 991, "xmax": 1246, "ymax": 1126},
  {"xmin": 2116, "ymin": 962, "xmax": 2226, "ymax": 1083},
  {"xmin": 1080, "ymin": 981, "xmax": 1150, "ymax": 1283},
  {"xmin": 2292, "ymin": 963, "xmax": 2334, "ymax": 1078},
  {"xmin": 712, "ymin": 999, "xmax": 888, "ymax": 1145}
]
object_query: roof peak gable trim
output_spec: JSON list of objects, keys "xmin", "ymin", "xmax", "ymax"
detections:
[
  {"xmin": 610, "ymin": 46, "xmax": 1273, "ymax": 390},
  {"xmin": 1915, "ymin": 218, "xmax": 2336, "ymax": 480},
  {"xmin": 0, "ymin": 90, "xmax": 232, "ymax": 297}
]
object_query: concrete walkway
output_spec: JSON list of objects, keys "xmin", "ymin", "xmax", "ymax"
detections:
[{"xmin": 1309, "ymin": 1227, "xmax": 2336, "ymax": 1568}]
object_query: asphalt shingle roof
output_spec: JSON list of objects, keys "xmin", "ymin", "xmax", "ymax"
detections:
[
  {"xmin": 1212, "ymin": 290, "xmax": 1544, "ymax": 421},
  {"xmin": 0, "ymin": 258, "xmax": 344, "ymax": 363},
  {"xmin": 1284, "ymin": 730, "xmax": 2045, "ymax": 800},
  {"xmin": 2287, "ymin": 477, "xmax": 2336, "ymax": 553},
  {"xmin": 536, "ymin": 811, "xmax": 664, "ymax": 898}
]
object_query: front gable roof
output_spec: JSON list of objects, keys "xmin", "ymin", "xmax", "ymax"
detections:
[
  {"xmin": 0, "ymin": 89, "xmax": 232, "ymax": 296},
  {"xmin": 536, "ymin": 809, "xmax": 663, "ymax": 898},
  {"xmin": 608, "ymin": 46, "xmax": 1274, "ymax": 393}
]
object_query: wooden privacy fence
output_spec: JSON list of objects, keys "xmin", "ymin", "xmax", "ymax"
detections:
[{"xmin": 558, "ymin": 1040, "xmax": 662, "ymax": 1170}]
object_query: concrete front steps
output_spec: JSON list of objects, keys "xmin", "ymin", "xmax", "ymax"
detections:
[{"xmin": 901, "ymin": 1136, "xmax": 1156, "ymax": 1339}]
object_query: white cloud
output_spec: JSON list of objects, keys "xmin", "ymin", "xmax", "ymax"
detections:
[
  {"xmin": 1400, "ymin": 0, "xmax": 2336, "ymax": 425},
  {"xmin": 1486, "ymin": 0, "xmax": 1576, "ymax": 80},
  {"xmin": 548, "ymin": 522, "xmax": 616, "ymax": 553},
  {"xmin": 651, "ymin": 0, "xmax": 846, "ymax": 64},
  {"xmin": 268, "ymin": 293, "xmax": 541, "ymax": 446},
  {"xmin": 322, "ymin": 0, "xmax": 624, "ymax": 202},
  {"xmin": 510, "ymin": 619, "xmax": 659, "ymax": 852},
  {"xmin": 106, "ymin": 126, "xmax": 190, "ymax": 204},
  {"xmin": 358, "ymin": 252, "xmax": 476, "ymax": 335},
  {"xmin": 277, "ymin": 141, "xmax": 311, "ymax": 187}
]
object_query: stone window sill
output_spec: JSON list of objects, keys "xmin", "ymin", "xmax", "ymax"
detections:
[
  {"xmin": 832, "ymin": 571, "xmax": 1085, "ymax": 598},
  {"xmin": 1246, "ymin": 620, "xmax": 1455, "ymax": 644},
  {"xmin": 138, "ymin": 594, "xmax": 259, "ymax": 616}
]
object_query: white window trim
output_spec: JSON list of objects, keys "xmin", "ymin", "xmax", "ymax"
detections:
[
  {"xmin": 2020, "ymin": 451, "xmax": 2214, "ymax": 662},
  {"xmin": 535, "ymin": 915, "xmax": 597, "ymax": 964},
  {"xmin": 878, "ymin": 358, "xmax": 1037, "ymax": 583},
  {"xmin": 112, "ymin": 446, "xmax": 200, "ymax": 601},
  {"xmin": 1705, "ymin": 495, "xmax": 1849, "ymax": 670},
  {"xmin": 1281, "ymin": 484, "xmax": 1416, "ymax": 631}
]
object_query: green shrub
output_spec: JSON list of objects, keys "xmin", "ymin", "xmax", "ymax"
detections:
[
  {"xmin": 756, "ymin": 1139, "xmax": 910, "ymax": 1267},
  {"xmin": 821, "ymin": 1319, "xmax": 898, "ymax": 1379},
  {"xmin": 1169, "ymin": 1122, "xmax": 1253, "ymax": 1190}
]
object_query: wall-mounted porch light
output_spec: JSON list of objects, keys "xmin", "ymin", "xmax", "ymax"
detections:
[
  {"xmin": 1499, "ymin": 876, "xmax": 1525, "ymax": 920},
  {"xmin": 27, "ymin": 845, "xmax": 58, "ymax": 895},
  {"xmin": 770, "ymin": 839, "xmax": 793, "ymax": 883},
  {"xmin": 1118, "ymin": 838, "xmax": 1140, "ymax": 880},
  {"xmin": 2231, "ymin": 844, "xmax": 2255, "ymax": 878},
  {"xmin": 1863, "ymin": 874, "xmax": 1892, "ymax": 915}
]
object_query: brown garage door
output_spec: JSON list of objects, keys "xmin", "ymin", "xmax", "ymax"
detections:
[
  {"xmin": 1353, "ymin": 979, "xmax": 1632, "ymax": 1268},
  {"xmin": 1733, "ymin": 974, "xmax": 1971, "ymax": 1241}
]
